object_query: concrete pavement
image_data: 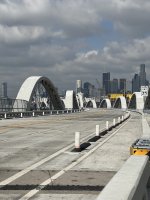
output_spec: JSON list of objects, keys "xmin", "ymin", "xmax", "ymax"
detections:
[{"xmin": 0, "ymin": 109, "xmax": 143, "ymax": 200}]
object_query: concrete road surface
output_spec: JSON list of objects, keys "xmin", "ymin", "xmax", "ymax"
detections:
[{"xmin": 0, "ymin": 109, "xmax": 143, "ymax": 200}]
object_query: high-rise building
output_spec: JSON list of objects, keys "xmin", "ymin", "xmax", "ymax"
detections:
[
  {"xmin": 102, "ymin": 72, "xmax": 110, "ymax": 95},
  {"xmin": 1, "ymin": 82, "xmax": 7, "ymax": 98},
  {"xmin": 83, "ymin": 82, "xmax": 94, "ymax": 97},
  {"xmin": 111, "ymin": 79, "xmax": 118, "ymax": 93},
  {"xmin": 119, "ymin": 79, "xmax": 126, "ymax": 94},
  {"xmin": 139, "ymin": 64, "xmax": 146, "ymax": 87},
  {"xmin": 76, "ymin": 80, "xmax": 82, "ymax": 93},
  {"xmin": 132, "ymin": 74, "xmax": 140, "ymax": 92}
]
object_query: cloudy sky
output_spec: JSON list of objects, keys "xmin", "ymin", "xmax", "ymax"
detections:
[{"xmin": 0, "ymin": 0, "xmax": 150, "ymax": 97}]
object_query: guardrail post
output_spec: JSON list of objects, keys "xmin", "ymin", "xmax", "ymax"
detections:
[
  {"xmin": 42, "ymin": 112, "xmax": 44, "ymax": 116},
  {"xmin": 96, "ymin": 125, "xmax": 100, "ymax": 136},
  {"xmin": 4, "ymin": 113, "xmax": 7, "ymax": 119},
  {"xmin": 75, "ymin": 132, "xmax": 80, "ymax": 150},
  {"xmin": 57, "ymin": 111, "xmax": 59, "ymax": 115},
  {"xmin": 32, "ymin": 112, "xmax": 35, "ymax": 117},
  {"xmin": 106, "ymin": 121, "xmax": 109, "ymax": 130},
  {"xmin": 118, "ymin": 117, "xmax": 121, "ymax": 123},
  {"xmin": 122, "ymin": 115, "xmax": 124, "ymax": 122},
  {"xmin": 21, "ymin": 113, "xmax": 23, "ymax": 118}
]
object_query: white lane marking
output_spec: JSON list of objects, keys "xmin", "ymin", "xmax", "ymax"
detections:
[
  {"xmin": 19, "ymin": 117, "xmax": 131, "ymax": 200},
  {"xmin": 0, "ymin": 128, "xmax": 97, "ymax": 187}
]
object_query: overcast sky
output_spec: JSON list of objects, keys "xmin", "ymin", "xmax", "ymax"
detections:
[{"xmin": 0, "ymin": 0, "xmax": 150, "ymax": 97}]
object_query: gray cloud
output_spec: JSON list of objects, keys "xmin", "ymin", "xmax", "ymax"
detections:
[{"xmin": 0, "ymin": 0, "xmax": 150, "ymax": 97}]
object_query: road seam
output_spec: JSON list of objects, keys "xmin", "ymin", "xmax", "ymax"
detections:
[{"xmin": 19, "ymin": 117, "xmax": 131, "ymax": 200}]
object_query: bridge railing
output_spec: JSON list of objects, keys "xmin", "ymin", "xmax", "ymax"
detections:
[
  {"xmin": 0, "ymin": 109, "xmax": 81, "ymax": 119},
  {"xmin": 0, "ymin": 98, "xmax": 28, "ymax": 112}
]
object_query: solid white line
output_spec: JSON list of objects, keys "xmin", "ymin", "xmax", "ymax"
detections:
[
  {"xmin": 19, "ymin": 117, "xmax": 131, "ymax": 200},
  {"xmin": 0, "ymin": 128, "xmax": 97, "ymax": 187}
]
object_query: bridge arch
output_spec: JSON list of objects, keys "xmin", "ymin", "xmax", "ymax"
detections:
[
  {"xmin": 16, "ymin": 76, "xmax": 64, "ymax": 111},
  {"xmin": 100, "ymin": 99, "xmax": 111, "ymax": 108},
  {"xmin": 113, "ymin": 96, "xmax": 127, "ymax": 110},
  {"xmin": 62, "ymin": 90, "xmax": 79, "ymax": 109},
  {"xmin": 76, "ymin": 93, "xmax": 84, "ymax": 109},
  {"xmin": 85, "ymin": 99, "xmax": 97, "ymax": 108},
  {"xmin": 128, "ymin": 92, "xmax": 144, "ymax": 110},
  {"xmin": 144, "ymin": 88, "xmax": 150, "ymax": 109}
]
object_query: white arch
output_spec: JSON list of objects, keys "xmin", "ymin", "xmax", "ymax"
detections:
[
  {"xmin": 91, "ymin": 99, "xmax": 97, "ymax": 108},
  {"xmin": 62, "ymin": 90, "xmax": 79, "ymax": 109},
  {"xmin": 113, "ymin": 96, "xmax": 127, "ymax": 110},
  {"xmin": 16, "ymin": 76, "xmax": 64, "ymax": 110},
  {"xmin": 85, "ymin": 98, "xmax": 97, "ymax": 108},
  {"xmin": 100, "ymin": 99, "xmax": 111, "ymax": 109},
  {"xmin": 144, "ymin": 88, "xmax": 150, "ymax": 109},
  {"xmin": 128, "ymin": 92, "xmax": 144, "ymax": 110},
  {"xmin": 76, "ymin": 92, "xmax": 84, "ymax": 109}
]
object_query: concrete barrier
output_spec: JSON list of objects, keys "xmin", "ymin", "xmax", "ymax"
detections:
[
  {"xmin": 142, "ymin": 115, "xmax": 150, "ymax": 138},
  {"xmin": 96, "ymin": 113, "xmax": 150, "ymax": 200},
  {"xmin": 96, "ymin": 155, "xmax": 150, "ymax": 200}
]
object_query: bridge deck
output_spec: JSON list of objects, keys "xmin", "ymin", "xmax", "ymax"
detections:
[{"xmin": 0, "ymin": 109, "xmax": 142, "ymax": 200}]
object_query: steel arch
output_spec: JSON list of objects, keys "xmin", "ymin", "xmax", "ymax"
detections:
[
  {"xmin": 16, "ymin": 76, "xmax": 64, "ymax": 111},
  {"xmin": 100, "ymin": 99, "xmax": 111, "ymax": 108},
  {"xmin": 128, "ymin": 92, "xmax": 144, "ymax": 110},
  {"xmin": 144, "ymin": 88, "xmax": 150, "ymax": 109},
  {"xmin": 113, "ymin": 96, "xmax": 127, "ymax": 110}
]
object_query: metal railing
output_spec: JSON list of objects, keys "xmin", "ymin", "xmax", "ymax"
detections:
[
  {"xmin": 0, "ymin": 98, "xmax": 28, "ymax": 112},
  {"xmin": 0, "ymin": 109, "xmax": 81, "ymax": 119}
]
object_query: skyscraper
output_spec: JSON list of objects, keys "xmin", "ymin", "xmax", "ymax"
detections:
[
  {"xmin": 111, "ymin": 79, "xmax": 118, "ymax": 93},
  {"xmin": 83, "ymin": 82, "xmax": 94, "ymax": 97},
  {"xmin": 76, "ymin": 80, "xmax": 82, "ymax": 93},
  {"xmin": 102, "ymin": 72, "xmax": 110, "ymax": 95},
  {"xmin": 139, "ymin": 64, "xmax": 146, "ymax": 87},
  {"xmin": 119, "ymin": 79, "xmax": 126, "ymax": 94},
  {"xmin": 132, "ymin": 73, "xmax": 140, "ymax": 92},
  {"xmin": 1, "ymin": 82, "xmax": 7, "ymax": 98}
]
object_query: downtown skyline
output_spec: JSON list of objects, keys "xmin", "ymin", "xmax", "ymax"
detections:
[{"xmin": 0, "ymin": 0, "xmax": 150, "ymax": 97}]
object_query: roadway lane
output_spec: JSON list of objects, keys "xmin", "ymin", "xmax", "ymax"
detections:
[
  {"xmin": 0, "ymin": 109, "xmax": 142, "ymax": 200},
  {"xmin": 0, "ymin": 109, "xmax": 124, "ymax": 170}
]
